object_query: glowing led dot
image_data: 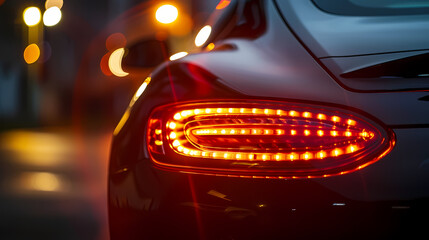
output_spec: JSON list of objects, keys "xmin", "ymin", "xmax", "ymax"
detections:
[
  {"xmin": 194, "ymin": 109, "xmax": 201, "ymax": 115},
  {"xmin": 169, "ymin": 122, "xmax": 177, "ymax": 129},
  {"xmin": 317, "ymin": 130, "xmax": 324, "ymax": 136},
  {"xmin": 217, "ymin": 108, "xmax": 222, "ymax": 113},
  {"xmin": 248, "ymin": 154, "xmax": 255, "ymax": 160},
  {"xmin": 169, "ymin": 132, "xmax": 177, "ymax": 139},
  {"xmin": 174, "ymin": 113, "xmax": 181, "ymax": 120},
  {"xmin": 228, "ymin": 108, "xmax": 233, "ymax": 113},
  {"xmin": 183, "ymin": 148, "xmax": 190, "ymax": 154},
  {"xmin": 289, "ymin": 111, "xmax": 297, "ymax": 117},
  {"xmin": 331, "ymin": 131, "xmax": 338, "ymax": 137},
  {"xmin": 317, "ymin": 114, "xmax": 326, "ymax": 120},
  {"xmin": 224, "ymin": 153, "xmax": 229, "ymax": 159},
  {"xmin": 291, "ymin": 130, "xmax": 297, "ymax": 135},
  {"xmin": 345, "ymin": 131, "xmax": 352, "ymax": 137},
  {"xmin": 276, "ymin": 129, "xmax": 284, "ymax": 135},
  {"xmin": 289, "ymin": 154, "xmax": 295, "ymax": 160},
  {"xmin": 230, "ymin": 129, "xmax": 235, "ymax": 134},
  {"xmin": 241, "ymin": 129, "xmax": 246, "ymax": 134},
  {"xmin": 262, "ymin": 155, "xmax": 267, "ymax": 161},
  {"xmin": 302, "ymin": 152, "xmax": 312, "ymax": 160},
  {"xmin": 178, "ymin": 146, "xmax": 184, "ymax": 152},
  {"xmin": 221, "ymin": 129, "xmax": 226, "ymax": 134},
  {"xmin": 360, "ymin": 131, "xmax": 369, "ymax": 138},
  {"xmin": 202, "ymin": 152, "xmax": 207, "ymax": 157},
  {"xmin": 332, "ymin": 148, "xmax": 343, "ymax": 157},
  {"xmin": 236, "ymin": 154, "xmax": 241, "ymax": 159},
  {"xmin": 347, "ymin": 119, "xmax": 356, "ymax": 126},
  {"xmin": 277, "ymin": 109, "xmax": 282, "ymax": 115},
  {"xmin": 205, "ymin": 108, "xmax": 212, "ymax": 113},
  {"xmin": 212, "ymin": 152, "xmax": 217, "ymax": 158},
  {"xmin": 172, "ymin": 140, "xmax": 180, "ymax": 147},
  {"xmin": 303, "ymin": 112, "xmax": 312, "ymax": 118},
  {"xmin": 347, "ymin": 145, "xmax": 357, "ymax": 153},
  {"xmin": 317, "ymin": 151, "xmax": 326, "ymax": 159},
  {"xmin": 240, "ymin": 108, "xmax": 245, "ymax": 113},
  {"xmin": 332, "ymin": 116, "xmax": 340, "ymax": 122},
  {"xmin": 304, "ymin": 130, "xmax": 311, "ymax": 136},
  {"xmin": 155, "ymin": 129, "xmax": 162, "ymax": 135},
  {"xmin": 155, "ymin": 140, "xmax": 163, "ymax": 146}
]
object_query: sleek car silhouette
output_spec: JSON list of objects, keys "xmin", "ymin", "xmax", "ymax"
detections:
[{"xmin": 108, "ymin": 0, "xmax": 429, "ymax": 239}]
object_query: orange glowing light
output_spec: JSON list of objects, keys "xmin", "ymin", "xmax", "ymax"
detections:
[
  {"xmin": 147, "ymin": 103, "xmax": 395, "ymax": 179},
  {"xmin": 206, "ymin": 43, "xmax": 215, "ymax": 51},
  {"xmin": 156, "ymin": 4, "xmax": 178, "ymax": 24},
  {"xmin": 23, "ymin": 43, "xmax": 40, "ymax": 64},
  {"xmin": 216, "ymin": 0, "xmax": 231, "ymax": 9}
]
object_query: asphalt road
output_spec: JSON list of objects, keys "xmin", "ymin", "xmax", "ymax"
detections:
[{"xmin": 0, "ymin": 127, "xmax": 111, "ymax": 239}]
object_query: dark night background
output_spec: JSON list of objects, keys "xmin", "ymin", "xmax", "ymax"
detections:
[{"xmin": 0, "ymin": 0, "xmax": 217, "ymax": 239}]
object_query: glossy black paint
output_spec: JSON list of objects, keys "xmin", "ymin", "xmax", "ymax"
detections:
[{"xmin": 108, "ymin": 0, "xmax": 429, "ymax": 239}]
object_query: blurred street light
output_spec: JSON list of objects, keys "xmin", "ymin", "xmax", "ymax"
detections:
[
  {"xmin": 45, "ymin": 0, "xmax": 64, "ymax": 10},
  {"xmin": 23, "ymin": 43, "xmax": 40, "ymax": 64},
  {"xmin": 23, "ymin": 7, "xmax": 42, "ymax": 27},
  {"xmin": 43, "ymin": 6, "xmax": 62, "ymax": 26},
  {"xmin": 156, "ymin": 4, "xmax": 178, "ymax": 24}
]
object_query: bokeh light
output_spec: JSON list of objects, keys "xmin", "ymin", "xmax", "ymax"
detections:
[
  {"xmin": 19, "ymin": 172, "xmax": 62, "ymax": 192},
  {"xmin": 195, "ymin": 25, "xmax": 212, "ymax": 47},
  {"xmin": 108, "ymin": 48, "xmax": 129, "ymax": 77},
  {"xmin": 169, "ymin": 51, "xmax": 188, "ymax": 61},
  {"xmin": 43, "ymin": 6, "xmax": 62, "ymax": 26},
  {"xmin": 155, "ymin": 4, "xmax": 178, "ymax": 24},
  {"xmin": 23, "ymin": 7, "xmax": 42, "ymax": 27},
  {"xmin": 45, "ymin": 0, "xmax": 64, "ymax": 9},
  {"xmin": 23, "ymin": 43, "xmax": 40, "ymax": 64}
]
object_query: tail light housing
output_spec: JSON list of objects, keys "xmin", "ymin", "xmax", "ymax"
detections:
[{"xmin": 147, "ymin": 100, "xmax": 395, "ymax": 178}]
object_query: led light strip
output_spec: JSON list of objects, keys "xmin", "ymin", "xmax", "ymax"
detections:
[
  {"xmin": 159, "ymin": 106, "xmax": 374, "ymax": 162},
  {"xmin": 172, "ymin": 107, "xmax": 357, "ymax": 126}
]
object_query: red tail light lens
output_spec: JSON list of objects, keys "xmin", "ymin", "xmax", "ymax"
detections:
[{"xmin": 147, "ymin": 101, "xmax": 395, "ymax": 178}]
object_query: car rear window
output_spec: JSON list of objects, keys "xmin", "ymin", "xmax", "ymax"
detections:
[{"xmin": 313, "ymin": 0, "xmax": 429, "ymax": 16}]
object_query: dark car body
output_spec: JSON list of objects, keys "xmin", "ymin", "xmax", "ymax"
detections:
[{"xmin": 108, "ymin": 0, "xmax": 429, "ymax": 239}]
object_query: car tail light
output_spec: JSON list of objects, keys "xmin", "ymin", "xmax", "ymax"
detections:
[{"xmin": 147, "ymin": 101, "xmax": 395, "ymax": 178}]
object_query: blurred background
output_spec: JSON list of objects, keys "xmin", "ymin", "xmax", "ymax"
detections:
[{"xmin": 0, "ymin": 0, "xmax": 218, "ymax": 239}]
